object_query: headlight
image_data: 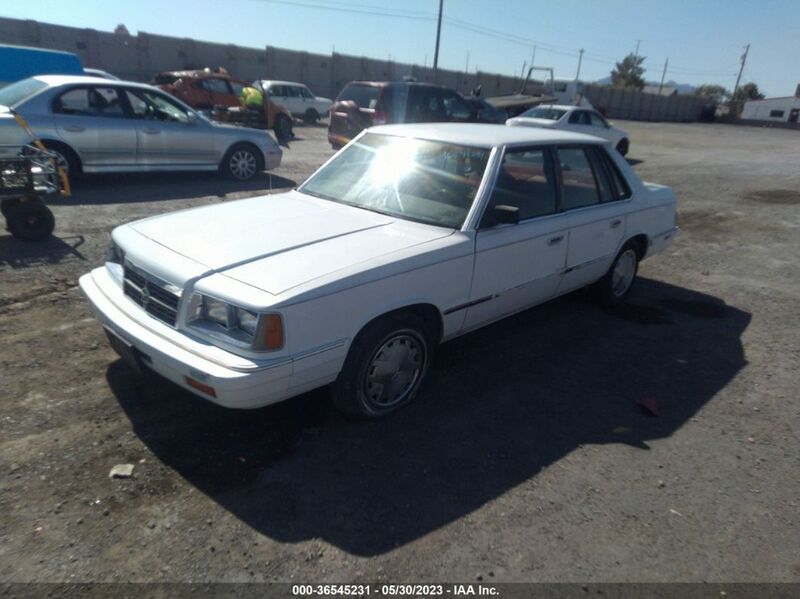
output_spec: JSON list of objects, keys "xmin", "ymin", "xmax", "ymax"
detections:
[
  {"xmin": 186, "ymin": 294, "xmax": 283, "ymax": 351},
  {"xmin": 105, "ymin": 239, "xmax": 124, "ymax": 264}
]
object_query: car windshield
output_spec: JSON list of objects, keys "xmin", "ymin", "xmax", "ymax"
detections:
[
  {"xmin": 521, "ymin": 107, "xmax": 567, "ymax": 120},
  {"xmin": 0, "ymin": 77, "xmax": 48, "ymax": 107},
  {"xmin": 336, "ymin": 84, "xmax": 381, "ymax": 108},
  {"xmin": 299, "ymin": 133, "xmax": 491, "ymax": 229}
]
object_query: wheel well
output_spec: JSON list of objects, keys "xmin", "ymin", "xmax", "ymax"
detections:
[
  {"xmin": 224, "ymin": 141, "xmax": 264, "ymax": 167},
  {"xmin": 40, "ymin": 139, "xmax": 82, "ymax": 172},
  {"xmin": 626, "ymin": 234, "xmax": 648, "ymax": 260},
  {"xmin": 361, "ymin": 304, "xmax": 444, "ymax": 345}
]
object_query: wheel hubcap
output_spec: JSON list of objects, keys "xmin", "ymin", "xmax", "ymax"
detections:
[
  {"xmin": 612, "ymin": 249, "xmax": 637, "ymax": 297},
  {"xmin": 229, "ymin": 150, "xmax": 256, "ymax": 179},
  {"xmin": 364, "ymin": 333, "xmax": 425, "ymax": 408}
]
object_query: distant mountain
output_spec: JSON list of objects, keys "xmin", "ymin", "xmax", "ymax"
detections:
[{"xmin": 594, "ymin": 76, "xmax": 696, "ymax": 95}]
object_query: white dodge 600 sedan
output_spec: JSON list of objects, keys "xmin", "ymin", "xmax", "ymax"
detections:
[{"xmin": 80, "ymin": 124, "xmax": 677, "ymax": 418}]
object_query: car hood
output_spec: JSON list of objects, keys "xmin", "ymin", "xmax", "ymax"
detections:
[
  {"xmin": 506, "ymin": 117, "xmax": 557, "ymax": 127},
  {"xmin": 128, "ymin": 190, "xmax": 453, "ymax": 295}
]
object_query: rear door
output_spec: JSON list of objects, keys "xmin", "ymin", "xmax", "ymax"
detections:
[
  {"xmin": 52, "ymin": 85, "xmax": 138, "ymax": 169},
  {"xmin": 125, "ymin": 88, "xmax": 218, "ymax": 167},
  {"xmin": 441, "ymin": 90, "xmax": 474, "ymax": 122},
  {"xmin": 463, "ymin": 146, "xmax": 568, "ymax": 330},
  {"xmin": 558, "ymin": 145, "xmax": 630, "ymax": 292}
]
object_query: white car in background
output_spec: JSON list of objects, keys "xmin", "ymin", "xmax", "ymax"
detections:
[
  {"xmin": 507, "ymin": 105, "xmax": 631, "ymax": 156},
  {"xmin": 256, "ymin": 80, "xmax": 332, "ymax": 123},
  {"xmin": 80, "ymin": 124, "xmax": 676, "ymax": 418}
]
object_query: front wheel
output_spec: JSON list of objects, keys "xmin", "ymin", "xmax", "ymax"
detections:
[
  {"xmin": 6, "ymin": 200, "xmax": 55, "ymax": 241},
  {"xmin": 332, "ymin": 313, "xmax": 433, "ymax": 419},
  {"xmin": 220, "ymin": 143, "xmax": 263, "ymax": 181},
  {"xmin": 595, "ymin": 244, "xmax": 639, "ymax": 306}
]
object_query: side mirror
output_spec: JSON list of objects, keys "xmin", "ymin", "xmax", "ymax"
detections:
[{"xmin": 494, "ymin": 204, "xmax": 520, "ymax": 225}]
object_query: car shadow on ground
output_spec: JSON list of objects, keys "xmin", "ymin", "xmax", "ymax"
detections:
[
  {"xmin": 0, "ymin": 233, "xmax": 87, "ymax": 269},
  {"xmin": 48, "ymin": 172, "xmax": 296, "ymax": 206},
  {"xmin": 627, "ymin": 158, "xmax": 644, "ymax": 166},
  {"xmin": 107, "ymin": 278, "xmax": 750, "ymax": 557}
]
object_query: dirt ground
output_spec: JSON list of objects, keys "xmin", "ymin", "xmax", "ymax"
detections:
[{"xmin": 1, "ymin": 121, "xmax": 799, "ymax": 584}]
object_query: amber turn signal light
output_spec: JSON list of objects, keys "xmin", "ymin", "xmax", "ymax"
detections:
[
  {"xmin": 185, "ymin": 376, "xmax": 217, "ymax": 398},
  {"xmin": 263, "ymin": 314, "xmax": 284, "ymax": 350}
]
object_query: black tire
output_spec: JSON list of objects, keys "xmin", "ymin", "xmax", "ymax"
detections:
[
  {"xmin": 595, "ymin": 243, "xmax": 640, "ymax": 306},
  {"xmin": 220, "ymin": 143, "xmax": 264, "ymax": 181},
  {"xmin": 332, "ymin": 312, "xmax": 434, "ymax": 419},
  {"xmin": 7, "ymin": 201, "xmax": 55, "ymax": 242},
  {"xmin": 40, "ymin": 141, "xmax": 81, "ymax": 184},
  {"xmin": 274, "ymin": 114, "xmax": 292, "ymax": 141},
  {"xmin": 303, "ymin": 108, "xmax": 319, "ymax": 124},
  {"xmin": 616, "ymin": 138, "xmax": 629, "ymax": 156}
]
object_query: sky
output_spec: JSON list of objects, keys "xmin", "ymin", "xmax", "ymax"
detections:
[{"xmin": 3, "ymin": 0, "xmax": 799, "ymax": 96}]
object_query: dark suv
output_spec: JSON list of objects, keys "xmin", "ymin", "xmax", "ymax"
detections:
[{"xmin": 328, "ymin": 81, "xmax": 477, "ymax": 149}]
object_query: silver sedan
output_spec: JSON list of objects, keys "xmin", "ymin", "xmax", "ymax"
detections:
[{"xmin": 0, "ymin": 75, "xmax": 282, "ymax": 181}]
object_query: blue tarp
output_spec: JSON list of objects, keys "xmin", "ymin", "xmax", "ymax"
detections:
[{"xmin": 0, "ymin": 44, "xmax": 84, "ymax": 86}]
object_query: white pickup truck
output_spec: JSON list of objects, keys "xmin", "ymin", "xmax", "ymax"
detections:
[{"xmin": 80, "ymin": 123, "xmax": 677, "ymax": 418}]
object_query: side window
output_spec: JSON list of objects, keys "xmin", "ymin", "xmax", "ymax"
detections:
[
  {"xmin": 128, "ymin": 89, "xmax": 190, "ymax": 123},
  {"xmin": 286, "ymin": 86, "xmax": 302, "ymax": 98},
  {"xmin": 300, "ymin": 86, "xmax": 314, "ymax": 99},
  {"xmin": 270, "ymin": 85, "xmax": 286, "ymax": 97},
  {"xmin": 125, "ymin": 90, "xmax": 148, "ymax": 118},
  {"xmin": 407, "ymin": 87, "xmax": 445, "ymax": 122},
  {"xmin": 54, "ymin": 88, "xmax": 92, "ymax": 115},
  {"xmin": 558, "ymin": 147, "xmax": 601, "ymax": 210},
  {"xmin": 205, "ymin": 78, "xmax": 231, "ymax": 94},
  {"xmin": 485, "ymin": 147, "xmax": 557, "ymax": 224},
  {"xmin": 54, "ymin": 87, "xmax": 126, "ymax": 117},
  {"xmin": 442, "ymin": 92, "xmax": 472, "ymax": 120},
  {"xmin": 229, "ymin": 81, "xmax": 246, "ymax": 97},
  {"xmin": 595, "ymin": 147, "xmax": 632, "ymax": 201},
  {"xmin": 568, "ymin": 110, "xmax": 582, "ymax": 124},
  {"xmin": 589, "ymin": 112, "xmax": 608, "ymax": 128}
]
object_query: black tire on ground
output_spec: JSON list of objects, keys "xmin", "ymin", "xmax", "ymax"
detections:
[
  {"xmin": 219, "ymin": 143, "xmax": 264, "ymax": 181},
  {"xmin": 594, "ymin": 242, "xmax": 640, "ymax": 306},
  {"xmin": 6, "ymin": 200, "xmax": 55, "ymax": 241},
  {"xmin": 40, "ymin": 141, "xmax": 81, "ymax": 183},
  {"xmin": 331, "ymin": 312, "xmax": 434, "ymax": 419},
  {"xmin": 303, "ymin": 108, "xmax": 319, "ymax": 124},
  {"xmin": 616, "ymin": 138, "xmax": 629, "ymax": 156},
  {"xmin": 274, "ymin": 114, "xmax": 292, "ymax": 141}
]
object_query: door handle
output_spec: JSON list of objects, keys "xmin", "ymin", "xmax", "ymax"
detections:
[
  {"xmin": 547, "ymin": 235, "xmax": 564, "ymax": 245},
  {"xmin": 63, "ymin": 125, "xmax": 84, "ymax": 132},
  {"xmin": 142, "ymin": 128, "xmax": 161, "ymax": 134},
  {"xmin": 610, "ymin": 219, "xmax": 623, "ymax": 228}
]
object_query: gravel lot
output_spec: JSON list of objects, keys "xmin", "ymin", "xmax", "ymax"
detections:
[{"xmin": 1, "ymin": 121, "xmax": 799, "ymax": 583}]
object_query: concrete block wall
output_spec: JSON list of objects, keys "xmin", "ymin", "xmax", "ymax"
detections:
[{"xmin": 584, "ymin": 83, "xmax": 708, "ymax": 122}]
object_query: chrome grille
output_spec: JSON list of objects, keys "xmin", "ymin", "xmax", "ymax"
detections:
[{"xmin": 123, "ymin": 264, "xmax": 181, "ymax": 327}]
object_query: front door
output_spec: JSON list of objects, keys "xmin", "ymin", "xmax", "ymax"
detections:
[
  {"xmin": 463, "ymin": 146, "xmax": 568, "ymax": 331},
  {"xmin": 124, "ymin": 89, "xmax": 218, "ymax": 168},
  {"xmin": 52, "ymin": 85, "xmax": 138, "ymax": 169}
]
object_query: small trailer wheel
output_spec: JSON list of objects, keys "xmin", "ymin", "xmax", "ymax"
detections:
[{"xmin": 7, "ymin": 200, "xmax": 55, "ymax": 241}]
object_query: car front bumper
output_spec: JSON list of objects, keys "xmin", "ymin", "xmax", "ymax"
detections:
[{"xmin": 79, "ymin": 267, "xmax": 295, "ymax": 409}]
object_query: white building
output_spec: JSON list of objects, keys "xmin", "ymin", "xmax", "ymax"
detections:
[{"xmin": 741, "ymin": 90, "xmax": 800, "ymax": 123}]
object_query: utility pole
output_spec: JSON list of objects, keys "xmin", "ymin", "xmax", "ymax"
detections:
[
  {"xmin": 465, "ymin": 51, "xmax": 469, "ymax": 74},
  {"xmin": 658, "ymin": 57, "xmax": 668, "ymax": 94},
  {"xmin": 575, "ymin": 48, "xmax": 584, "ymax": 81},
  {"xmin": 432, "ymin": 0, "xmax": 443, "ymax": 82},
  {"xmin": 634, "ymin": 39, "xmax": 641, "ymax": 58},
  {"xmin": 733, "ymin": 43, "xmax": 750, "ymax": 98},
  {"xmin": 530, "ymin": 45, "xmax": 536, "ymax": 68}
]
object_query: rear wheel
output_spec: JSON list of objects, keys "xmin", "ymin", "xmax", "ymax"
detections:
[
  {"xmin": 6, "ymin": 200, "xmax": 55, "ymax": 241},
  {"xmin": 332, "ymin": 313, "xmax": 433, "ymax": 419},
  {"xmin": 595, "ymin": 244, "xmax": 639, "ymax": 306},
  {"xmin": 616, "ymin": 138, "xmax": 629, "ymax": 156},
  {"xmin": 220, "ymin": 143, "xmax": 263, "ymax": 181}
]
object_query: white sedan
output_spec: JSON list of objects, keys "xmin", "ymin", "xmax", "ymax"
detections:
[
  {"xmin": 507, "ymin": 105, "xmax": 631, "ymax": 156},
  {"xmin": 256, "ymin": 80, "xmax": 332, "ymax": 123},
  {"xmin": 80, "ymin": 124, "xmax": 676, "ymax": 418}
]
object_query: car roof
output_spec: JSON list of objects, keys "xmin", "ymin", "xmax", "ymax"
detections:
[
  {"xmin": 536, "ymin": 104, "xmax": 585, "ymax": 111},
  {"xmin": 33, "ymin": 74, "xmax": 156, "ymax": 90},
  {"xmin": 368, "ymin": 123, "xmax": 608, "ymax": 148},
  {"xmin": 258, "ymin": 80, "xmax": 307, "ymax": 87}
]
